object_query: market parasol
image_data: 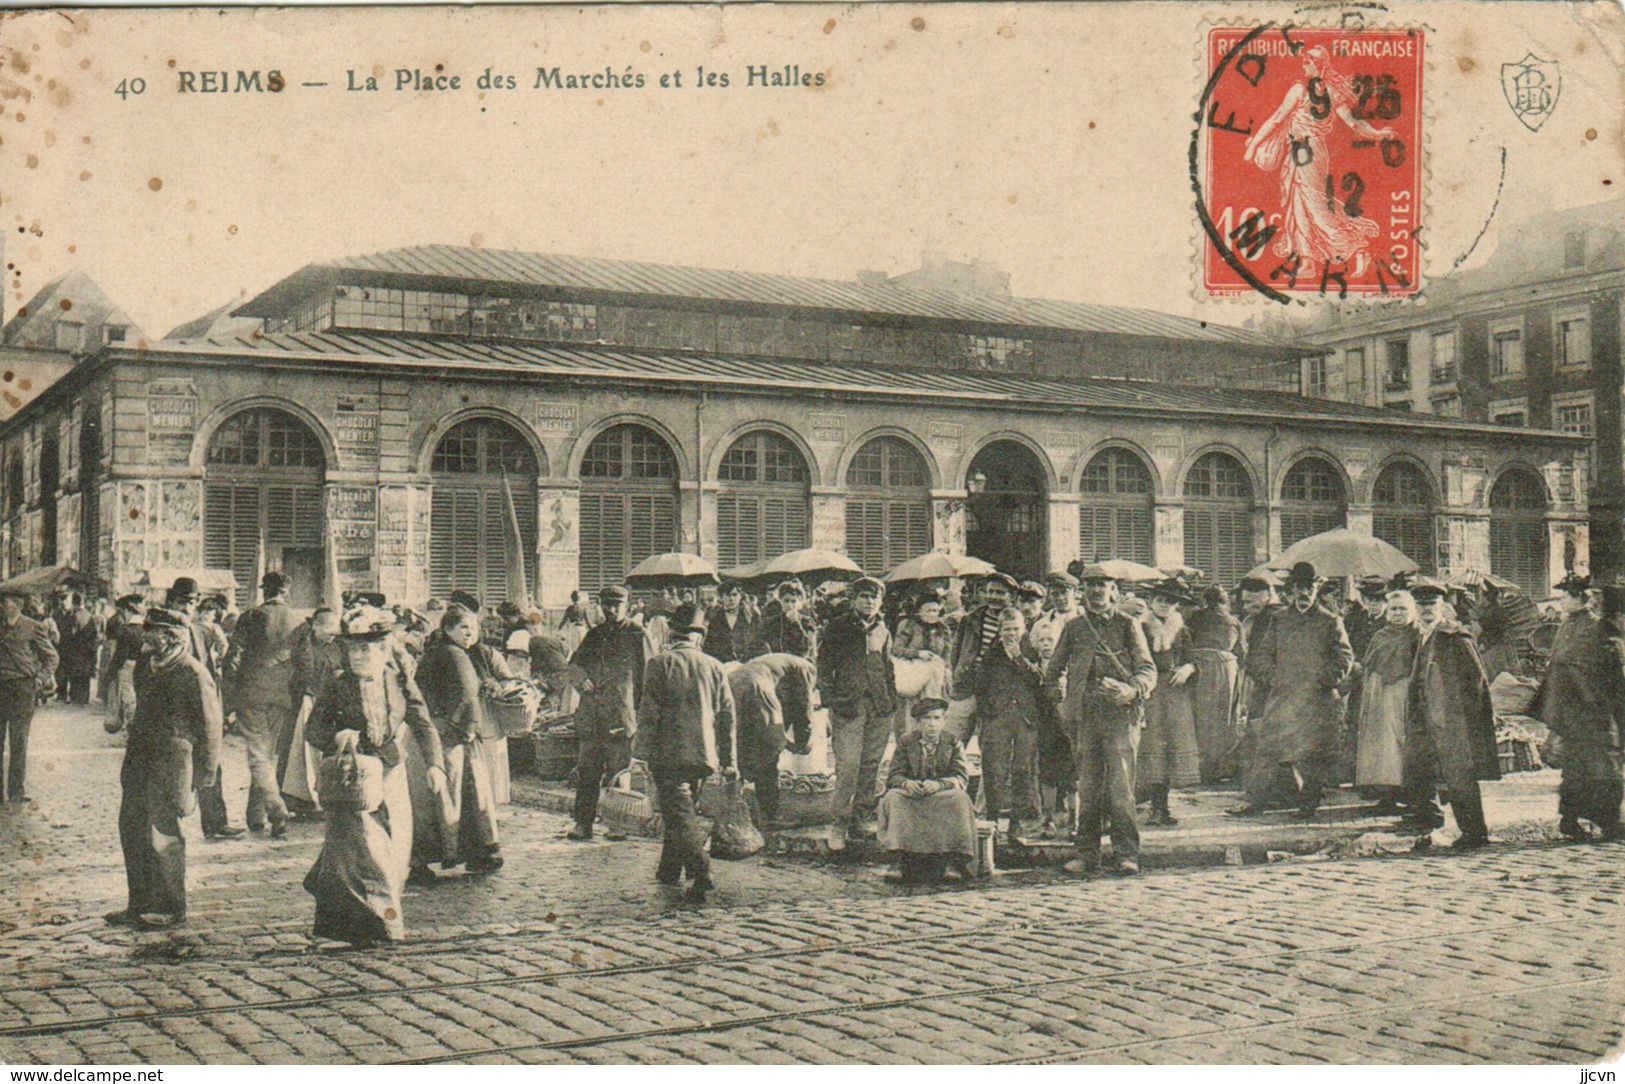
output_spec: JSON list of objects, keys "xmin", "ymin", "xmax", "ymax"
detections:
[
  {"xmin": 884, "ymin": 551, "xmax": 996, "ymax": 585},
  {"xmin": 761, "ymin": 548, "xmax": 864, "ymax": 587},
  {"xmin": 1242, "ymin": 564, "xmax": 1287, "ymax": 587},
  {"xmin": 1444, "ymin": 568, "xmax": 1522, "ymax": 592},
  {"xmin": 1266, "ymin": 528, "xmax": 1420, "ymax": 581},
  {"xmin": 141, "ymin": 568, "xmax": 242, "ymax": 595},
  {"xmin": 0, "ymin": 564, "xmax": 91, "ymax": 596},
  {"xmin": 719, "ymin": 558, "xmax": 770, "ymax": 583},
  {"xmin": 625, "ymin": 551, "xmax": 721, "ymax": 589},
  {"xmin": 1087, "ymin": 559, "xmax": 1165, "ymax": 583}
]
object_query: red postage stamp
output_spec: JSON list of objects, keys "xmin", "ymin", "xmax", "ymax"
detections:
[{"xmin": 1196, "ymin": 25, "xmax": 1425, "ymax": 300}]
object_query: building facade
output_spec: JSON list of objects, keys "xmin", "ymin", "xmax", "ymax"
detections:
[
  {"xmin": 0, "ymin": 247, "xmax": 1591, "ymax": 607},
  {"xmin": 1263, "ymin": 198, "xmax": 1623, "ymax": 579}
]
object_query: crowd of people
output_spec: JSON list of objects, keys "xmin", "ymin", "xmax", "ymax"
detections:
[{"xmin": 0, "ymin": 546, "xmax": 1618, "ymax": 949}]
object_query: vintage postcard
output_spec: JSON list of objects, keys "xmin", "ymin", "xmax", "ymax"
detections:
[{"xmin": 0, "ymin": 1, "xmax": 1621, "ymax": 1068}]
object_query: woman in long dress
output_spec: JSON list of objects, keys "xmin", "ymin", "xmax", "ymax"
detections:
[
  {"xmin": 415, "ymin": 605, "xmax": 505, "ymax": 876},
  {"xmin": 1186, "ymin": 586, "xmax": 1241, "ymax": 783},
  {"xmin": 1138, "ymin": 582, "xmax": 1201, "ymax": 826},
  {"xmin": 303, "ymin": 606, "xmax": 447, "ymax": 946},
  {"xmin": 878, "ymin": 698, "xmax": 978, "ymax": 883},
  {"xmin": 1242, "ymin": 45, "xmax": 1399, "ymax": 276},
  {"xmin": 1355, "ymin": 589, "xmax": 1418, "ymax": 812}
]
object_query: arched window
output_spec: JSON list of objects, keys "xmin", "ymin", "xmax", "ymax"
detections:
[
  {"xmin": 1183, "ymin": 452, "xmax": 1254, "ymax": 586},
  {"xmin": 1280, "ymin": 457, "xmax": 1347, "ymax": 549},
  {"xmin": 1372, "ymin": 461, "xmax": 1435, "ymax": 573},
  {"xmin": 965, "ymin": 441, "xmax": 1049, "ymax": 581},
  {"xmin": 1489, "ymin": 469, "xmax": 1548, "ymax": 597},
  {"xmin": 846, "ymin": 437, "xmax": 932, "ymax": 575},
  {"xmin": 204, "ymin": 407, "xmax": 326, "ymax": 607},
  {"xmin": 430, "ymin": 418, "xmax": 541, "ymax": 606},
  {"xmin": 578, "ymin": 424, "xmax": 679, "ymax": 592},
  {"xmin": 716, "ymin": 431, "xmax": 810, "ymax": 570},
  {"xmin": 1078, "ymin": 447, "xmax": 1153, "ymax": 564}
]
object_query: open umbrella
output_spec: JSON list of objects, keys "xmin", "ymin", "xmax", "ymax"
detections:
[
  {"xmin": 1088, "ymin": 559, "xmax": 1165, "ymax": 583},
  {"xmin": 1266, "ymin": 528, "xmax": 1419, "ymax": 581},
  {"xmin": 762, "ymin": 548, "xmax": 864, "ymax": 587},
  {"xmin": 884, "ymin": 551, "xmax": 996, "ymax": 585},
  {"xmin": 1445, "ymin": 568, "xmax": 1522, "ymax": 592},
  {"xmin": 1243, "ymin": 563, "xmax": 1287, "ymax": 587},
  {"xmin": 625, "ymin": 551, "xmax": 721, "ymax": 589},
  {"xmin": 719, "ymin": 558, "xmax": 771, "ymax": 583},
  {"xmin": 0, "ymin": 564, "xmax": 89, "ymax": 596}
]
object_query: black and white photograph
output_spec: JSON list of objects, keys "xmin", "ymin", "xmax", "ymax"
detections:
[{"xmin": 0, "ymin": 1, "xmax": 1621, "ymax": 1067}]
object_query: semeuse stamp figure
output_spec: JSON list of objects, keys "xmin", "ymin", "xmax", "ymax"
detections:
[{"xmin": 1197, "ymin": 24, "xmax": 1424, "ymax": 299}]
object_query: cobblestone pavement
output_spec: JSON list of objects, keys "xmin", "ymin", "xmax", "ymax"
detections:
[{"xmin": 2, "ymin": 704, "xmax": 1621, "ymax": 1064}]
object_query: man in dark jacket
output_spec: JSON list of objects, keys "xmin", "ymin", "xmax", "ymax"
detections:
[
  {"xmin": 223, "ymin": 572, "xmax": 303, "ymax": 838},
  {"xmin": 819, "ymin": 577, "xmax": 897, "ymax": 850},
  {"xmin": 728, "ymin": 652, "xmax": 816, "ymax": 824},
  {"xmin": 1237, "ymin": 561, "xmax": 1354, "ymax": 819},
  {"xmin": 974, "ymin": 609, "xmax": 1044, "ymax": 841},
  {"xmin": 749, "ymin": 580, "xmax": 815, "ymax": 660},
  {"xmin": 565, "ymin": 585, "xmax": 651, "ymax": 840},
  {"xmin": 1405, "ymin": 578, "xmax": 1500, "ymax": 849},
  {"xmin": 1044, "ymin": 566, "xmax": 1157, "ymax": 876},
  {"xmin": 704, "ymin": 582, "xmax": 759, "ymax": 664},
  {"xmin": 633, "ymin": 603, "xmax": 736, "ymax": 901},
  {"xmin": 0, "ymin": 588, "xmax": 58, "ymax": 804},
  {"xmin": 107, "ymin": 607, "xmax": 223, "ymax": 929},
  {"xmin": 56, "ymin": 590, "xmax": 102, "ymax": 705},
  {"xmin": 951, "ymin": 572, "xmax": 1017, "ymax": 694}
]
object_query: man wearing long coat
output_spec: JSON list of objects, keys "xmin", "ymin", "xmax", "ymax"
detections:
[
  {"xmin": 1241, "ymin": 562, "xmax": 1353, "ymax": 818},
  {"xmin": 1044, "ymin": 567, "xmax": 1157, "ymax": 875},
  {"xmin": 634, "ymin": 603, "xmax": 737, "ymax": 901},
  {"xmin": 819, "ymin": 577, "xmax": 897, "ymax": 848},
  {"xmin": 1535, "ymin": 576, "xmax": 1623, "ymax": 841},
  {"xmin": 566, "ymin": 585, "xmax": 651, "ymax": 840},
  {"xmin": 1403, "ymin": 578, "xmax": 1499, "ymax": 848},
  {"xmin": 109, "ymin": 608, "xmax": 222, "ymax": 928},
  {"xmin": 223, "ymin": 571, "xmax": 303, "ymax": 837}
]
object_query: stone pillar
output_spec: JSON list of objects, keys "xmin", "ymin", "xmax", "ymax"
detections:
[
  {"xmin": 1549, "ymin": 518, "xmax": 1589, "ymax": 583},
  {"xmin": 678, "ymin": 481, "xmax": 703, "ymax": 556},
  {"xmin": 1437, "ymin": 513, "xmax": 1490, "ymax": 578},
  {"xmin": 1047, "ymin": 493, "xmax": 1080, "ymax": 574},
  {"xmin": 1256, "ymin": 504, "xmax": 1278, "ymax": 566},
  {"xmin": 1345, "ymin": 503, "xmax": 1374, "ymax": 536},
  {"xmin": 377, "ymin": 483, "xmax": 431, "ymax": 606},
  {"xmin": 326, "ymin": 482, "xmax": 380, "ymax": 598},
  {"xmin": 534, "ymin": 482, "xmax": 580, "ymax": 612},
  {"xmin": 810, "ymin": 487, "xmax": 846, "ymax": 552},
  {"xmin": 1153, "ymin": 500, "xmax": 1185, "ymax": 569},
  {"xmin": 930, "ymin": 491, "xmax": 967, "ymax": 556},
  {"xmin": 696, "ymin": 484, "xmax": 719, "ymax": 566}
]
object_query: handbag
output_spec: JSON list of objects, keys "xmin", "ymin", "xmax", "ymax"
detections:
[
  {"xmin": 700, "ymin": 774, "xmax": 765, "ymax": 860},
  {"xmin": 319, "ymin": 750, "xmax": 385, "ymax": 813}
]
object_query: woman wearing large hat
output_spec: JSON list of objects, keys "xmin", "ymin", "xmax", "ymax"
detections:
[
  {"xmin": 303, "ymin": 606, "xmax": 447, "ymax": 946},
  {"xmin": 1137, "ymin": 579, "xmax": 1201, "ymax": 825}
]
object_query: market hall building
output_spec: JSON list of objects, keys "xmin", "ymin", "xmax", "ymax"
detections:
[{"xmin": 0, "ymin": 247, "xmax": 1591, "ymax": 609}]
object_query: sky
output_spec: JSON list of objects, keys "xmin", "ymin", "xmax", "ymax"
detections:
[{"xmin": 1, "ymin": 2, "xmax": 1620, "ymax": 340}]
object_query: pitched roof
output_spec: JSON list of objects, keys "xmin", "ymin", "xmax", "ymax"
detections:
[
  {"xmin": 232, "ymin": 245, "xmax": 1304, "ymax": 354},
  {"xmin": 140, "ymin": 330, "xmax": 1569, "ymax": 440},
  {"xmin": 164, "ymin": 299, "xmax": 263, "ymax": 341},
  {"xmin": 2, "ymin": 270, "xmax": 146, "ymax": 351}
]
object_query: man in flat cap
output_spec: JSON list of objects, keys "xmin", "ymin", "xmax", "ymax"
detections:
[
  {"xmin": 1045, "ymin": 565, "xmax": 1156, "ymax": 875},
  {"xmin": 222, "ymin": 571, "xmax": 303, "ymax": 838},
  {"xmin": 819, "ymin": 576, "xmax": 897, "ymax": 849},
  {"xmin": 1235, "ymin": 561, "xmax": 1353, "ymax": 819},
  {"xmin": 0, "ymin": 587, "xmax": 57, "ymax": 803},
  {"xmin": 107, "ymin": 607, "xmax": 222, "ymax": 929},
  {"xmin": 1030, "ymin": 570, "xmax": 1080, "ymax": 649},
  {"xmin": 565, "ymin": 584, "xmax": 651, "ymax": 841},
  {"xmin": 633, "ymin": 602, "xmax": 736, "ymax": 901},
  {"xmin": 749, "ymin": 580, "xmax": 816, "ymax": 661},
  {"xmin": 1405, "ymin": 577, "xmax": 1499, "ymax": 848}
]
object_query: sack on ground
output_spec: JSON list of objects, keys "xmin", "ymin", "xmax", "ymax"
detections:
[
  {"xmin": 1489, "ymin": 672, "xmax": 1541, "ymax": 718},
  {"xmin": 701, "ymin": 775, "xmax": 765, "ymax": 860}
]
